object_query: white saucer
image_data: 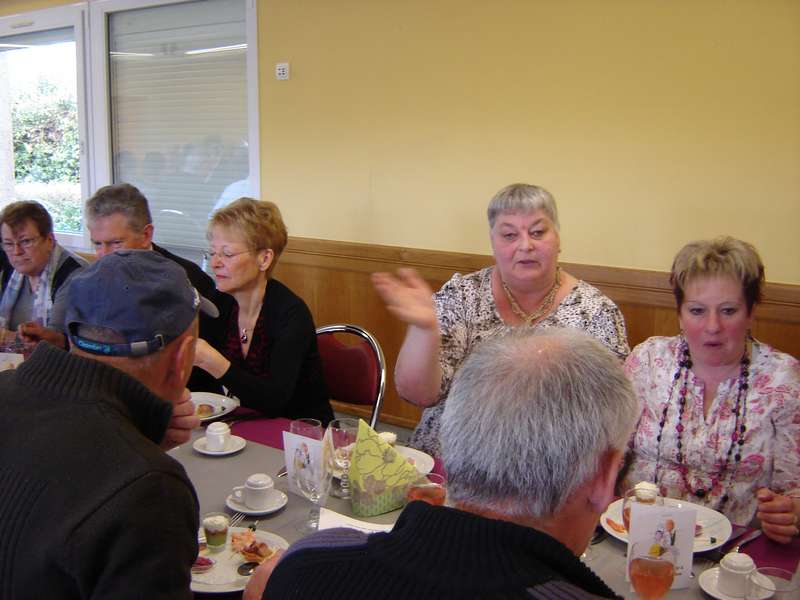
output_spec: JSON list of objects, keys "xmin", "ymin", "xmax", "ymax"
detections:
[
  {"xmin": 698, "ymin": 567, "xmax": 774, "ymax": 600},
  {"xmin": 225, "ymin": 490, "xmax": 288, "ymax": 516},
  {"xmin": 193, "ymin": 435, "xmax": 246, "ymax": 456}
]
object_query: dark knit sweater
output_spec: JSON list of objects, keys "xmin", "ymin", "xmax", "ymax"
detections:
[
  {"xmin": 0, "ymin": 343, "xmax": 199, "ymax": 600},
  {"xmin": 263, "ymin": 501, "xmax": 620, "ymax": 599}
]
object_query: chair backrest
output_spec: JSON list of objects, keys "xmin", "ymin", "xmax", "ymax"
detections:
[{"xmin": 315, "ymin": 324, "xmax": 386, "ymax": 430}]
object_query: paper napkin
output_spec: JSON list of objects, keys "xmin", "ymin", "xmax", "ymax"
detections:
[{"xmin": 348, "ymin": 419, "xmax": 422, "ymax": 517}]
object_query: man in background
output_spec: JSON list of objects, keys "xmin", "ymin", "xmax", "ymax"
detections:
[
  {"xmin": 246, "ymin": 328, "xmax": 640, "ymax": 600},
  {"xmin": 0, "ymin": 250, "xmax": 213, "ymax": 598}
]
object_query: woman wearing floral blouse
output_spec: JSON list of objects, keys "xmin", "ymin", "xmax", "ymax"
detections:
[
  {"xmin": 372, "ymin": 183, "xmax": 629, "ymax": 457},
  {"xmin": 625, "ymin": 237, "xmax": 799, "ymax": 543}
]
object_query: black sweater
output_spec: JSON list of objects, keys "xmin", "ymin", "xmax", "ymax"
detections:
[
  {"xmin": 200, "ymin": 278, "xmax": 333, "ymax": 424},
  {"xmin": 0, "ymin": 344, "xmax": 198, "ymax": 600},
  {"xmin": 264, "ymin": 501, "xmax": 621, "ymax": 599}
]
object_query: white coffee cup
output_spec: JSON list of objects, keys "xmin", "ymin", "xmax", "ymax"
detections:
[
  {"xmin": 205, "ymin": 422, "xmax": 231, "ymax": 452},
  {"xmin": 232, "ymin": 473, "xmax": 275, "ymax": 509},
  {"xmin": 718, "ymin": 552, "xmax": 756, "ymax": 597}
]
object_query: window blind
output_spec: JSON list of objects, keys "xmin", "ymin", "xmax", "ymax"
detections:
[{"xmin": 108, "ymin": 0, "xmax": 249, "ymax": 251}]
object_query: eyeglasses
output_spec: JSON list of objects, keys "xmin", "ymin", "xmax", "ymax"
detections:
[
  {"xmin": 1, "ymin": 236, "xmax": 42, "ymax": 252},
  {"xmin": 203, "ymin": 249, "xmax": 252, "ymax": 262}
]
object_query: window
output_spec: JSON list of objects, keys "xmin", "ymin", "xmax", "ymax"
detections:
[
  {"xmin": 0, "ymin": 0, "xmax": 259, "ymax": 254},
  {"xmin": 0, "ymin": 5, "xmax": 89, "ymax": 244},
  {"xmin": 96, "ymin": 0, "xmax": 258, "ymax": 254}
]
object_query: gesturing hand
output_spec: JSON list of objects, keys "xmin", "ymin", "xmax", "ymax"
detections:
[{"xmin": 371, "ymin": 268, "xmax": 437, "ymax": 331}]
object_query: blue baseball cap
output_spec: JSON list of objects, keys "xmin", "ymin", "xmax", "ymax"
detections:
[{"xmin": 66, "ymin": 249, "xmax": 218, "ymax": 357}]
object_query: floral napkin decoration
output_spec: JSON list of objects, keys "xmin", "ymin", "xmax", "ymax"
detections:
[{"xmin": 348, "ymin": 419, "xmax": 422, "ymax": 516}]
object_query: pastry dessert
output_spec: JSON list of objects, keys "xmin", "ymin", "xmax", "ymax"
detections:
[{"xmin": 196, "ymin": 403, "xmax": 215, "ymax": 417}]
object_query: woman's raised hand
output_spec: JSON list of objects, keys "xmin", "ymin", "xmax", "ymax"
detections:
[{"xmin": 372, "ymin": 268, "xmax": 437, "ymax": 331}]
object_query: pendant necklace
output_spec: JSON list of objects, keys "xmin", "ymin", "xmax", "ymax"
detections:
[{"xmin": 502, "ymin": 267, "xmax": 561, "ymax": 326}]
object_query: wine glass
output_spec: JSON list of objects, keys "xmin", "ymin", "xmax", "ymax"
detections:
[
  {"xmin": 326, "ymin": 418, "xmax": 358, "ymax": 499},
  {"xmin": 289, "ymin": 418, "xmax": 331, "ymax": 533},
  {"xmin": 628, "ymin": 541, "xmax": 675, "ymax": 600}
]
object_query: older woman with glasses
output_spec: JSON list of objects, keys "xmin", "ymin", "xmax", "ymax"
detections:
[
  {"xmin": 0, "ymin": 201, "xmax": 86, "ymax": 337},
  {"xmin": 193, "ymin": 197, "xmax": 333, "ymax": 424}
]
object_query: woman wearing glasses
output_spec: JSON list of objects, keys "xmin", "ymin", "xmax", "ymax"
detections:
[
  {"xmin": 193, "ymin": 197, "xmax": 333, "ymax": 424},
  {"xmin": 0, "ymin": 201, "xmax": 86, "ymax": 336}
]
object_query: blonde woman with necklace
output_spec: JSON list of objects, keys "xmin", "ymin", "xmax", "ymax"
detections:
[
  {"xmin": 193, "ymin": 198, "xmax": 333, "ymax": 425},
  {"xmin": 372, "ymin": 183, "xmax": 629, "ymax": 456}
]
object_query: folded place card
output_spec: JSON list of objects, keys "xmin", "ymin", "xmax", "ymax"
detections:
[
  {"xmin": 627, "ymin": 500, "xmax": 696, "ymax": 589},
  {"xmin": 282, "ymin": 430, "xmax": 328, "ymax": 499}
]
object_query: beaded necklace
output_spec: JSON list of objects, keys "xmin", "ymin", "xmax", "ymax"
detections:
[
  {"xmin": 501, "ymin": 267, "xmax": 561, "ymax": 326},
  {"xmin": 652, "ymin": 339, "xmax": 750, "ymax": 512}
]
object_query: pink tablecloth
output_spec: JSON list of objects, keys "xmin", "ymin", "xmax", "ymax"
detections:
[{"xmin": 742, "ymin": 531, "xmax": 800, "ymax": 573}]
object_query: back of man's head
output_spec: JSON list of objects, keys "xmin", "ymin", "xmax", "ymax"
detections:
[
  {"xmin": 441, "ymin": 328, "xmax": 639, "ymax": 519},
  {"xmin": 65, "ymin": 250, "xmax": 215, "ymax": 393},
  {"xmin": 85, "ymin": 183, "xmax": 152, "ymax": 231}
]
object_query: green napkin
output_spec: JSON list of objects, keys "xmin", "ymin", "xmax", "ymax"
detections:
[{"xmin": 349, "ymin": 419, "xmax": 422, "ymax": 516}]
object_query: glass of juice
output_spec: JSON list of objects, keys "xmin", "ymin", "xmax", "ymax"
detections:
[
  {"xmin": 629, "ymin": 541, "xmax": 675, "ymax": 600},
  {"xmin": 406, "ymin": 473, "xmax": 446, "ymax": 506}
]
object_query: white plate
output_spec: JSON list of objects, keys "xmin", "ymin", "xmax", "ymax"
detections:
[
  {"xmin": 191, "ymin": 527, "xmax": 288, "ymax": 594},
  {"xmin": 225, "ymin": 490, "xmax": 288, "ymax": 516},
  {"xmin": 698, "ymin": 567, "xmax": 774, "ymax": 600},
  {"xmin": 192, "ymin": 392, "xmax": 239, "ymax": 422},
  {"xmin": 600, "ymin": 497, "xmax": 732, "ymax": 552},
  {"xmin": 193, "ymin": 435, "xmax": 246, "ymax": 456},
  {"xmin": 395, "ymin": 446, "xmax": 435, "ymax": 475}
]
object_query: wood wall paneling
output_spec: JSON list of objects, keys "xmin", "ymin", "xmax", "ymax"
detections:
[{"xmin": 275, "ymin": 237, "xmax": 800, "ymax": 430}]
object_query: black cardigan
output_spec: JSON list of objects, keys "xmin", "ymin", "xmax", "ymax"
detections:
[{"xmin": 200, "ymin": 278, "xmax": 333, "ymax": 424}]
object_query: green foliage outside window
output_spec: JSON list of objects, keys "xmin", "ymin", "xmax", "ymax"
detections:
[{"xmin": 10, "ymin": 80, "xmax": 81, "ymax": 233}]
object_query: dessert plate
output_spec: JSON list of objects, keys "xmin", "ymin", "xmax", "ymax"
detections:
[
  {"xmin": 395, "ymin": 446, "xmax": 434, "ymax": 475},
  {"xmin": 192, "ymin": 392, "xmax": 239, "ymax": 422},
  {"xmin": 191, "ymin": 527, "xmax": 288, "ymax": 593},
  {"xmin": 600, "ymin": 497, "xmax": 731, "ymax": 552},
  {"xmin": 193, "ymin": 435, "xmax": 246, "ymax": 456}
]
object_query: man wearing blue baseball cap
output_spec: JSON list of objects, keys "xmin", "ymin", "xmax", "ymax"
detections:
[{"xmin": 0, "ymin": 249, "xmax": 215, "ymax": 599}]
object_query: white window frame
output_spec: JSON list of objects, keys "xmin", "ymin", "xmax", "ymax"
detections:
[
  {"xmin": 2, "ymin": 0, "xmax": 260, "ymax": 252},
  {"xmin": 0, "ymin": 2, "xmax": 92, "ymax": 248},
  {"xmin": 88, "ymin": 0, "xmax": 260, "ymax": 250}
]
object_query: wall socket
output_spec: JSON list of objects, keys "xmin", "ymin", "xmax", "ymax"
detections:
[{"xmin": 275, "ymin": 62, "xmax": 290, "ymax": 80}]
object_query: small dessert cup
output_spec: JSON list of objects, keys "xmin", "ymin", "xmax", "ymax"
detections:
[{"xmin": 201, "ymin": 512, "xmax": 229, "ymax": 552}]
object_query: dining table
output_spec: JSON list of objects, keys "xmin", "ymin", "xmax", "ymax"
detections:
[{"xmin": 171, "ymin": 423, "xmax": 799, "ymax": 599}]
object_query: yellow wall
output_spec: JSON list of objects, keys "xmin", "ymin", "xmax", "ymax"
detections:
[{"xmin": 4, "ymin": 0, "xmax": 800, "ymax": 282}]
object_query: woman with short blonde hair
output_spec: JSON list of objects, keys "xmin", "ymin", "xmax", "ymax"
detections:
[
  {"xmin": 625, "ymin": 237, "xmax": 799, "ymax": 543},
  {"xmin": 193, "ymin": 197, "xmax": 332, "ymax": 423}
]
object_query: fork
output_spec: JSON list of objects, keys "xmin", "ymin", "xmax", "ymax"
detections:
[{"xmin": 230, "ymin": 512, "xmax": 246, "ymax": 527}]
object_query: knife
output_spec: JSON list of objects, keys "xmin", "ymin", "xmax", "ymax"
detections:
[{"xmin": 703, "ymin": 529, "xmax": 762, "ymax": 563}]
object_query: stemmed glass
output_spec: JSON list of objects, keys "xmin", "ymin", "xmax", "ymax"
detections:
[
  {"xmin": 628, "ymin": 541, "xmax": 676, "ymax": 600},
  {"xmin": 289, "ymin": 418, "xmax": 332, "ymax": 533},
  {"xmin": 326, "ymin": 418, "xmax": 358, "ymax": 499}
]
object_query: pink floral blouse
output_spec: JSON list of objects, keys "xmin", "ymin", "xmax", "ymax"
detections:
[{"xmin": 625, "ymin": 336, "xmax": 800, "ymax": 526}]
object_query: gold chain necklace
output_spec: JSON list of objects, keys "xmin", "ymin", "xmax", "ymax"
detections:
[{"xmin": 501, "ymin": 267, "xmax": 561, "ymax": 326}]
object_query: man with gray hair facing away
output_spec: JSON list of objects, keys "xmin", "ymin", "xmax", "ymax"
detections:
[{"xmin": 247, "ymin": 328, "xmax": 640, "ymax": 600}]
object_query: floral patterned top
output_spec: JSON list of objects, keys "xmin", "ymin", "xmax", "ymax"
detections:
[
  {"xmin": 625, "ymin": 335, "xmax": 800, "ymax": 526},
  {"xmin": 409, "ymin": 266, "xmax": 630, "ymax": 456}
]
